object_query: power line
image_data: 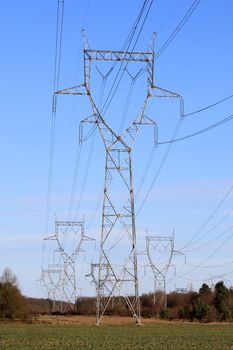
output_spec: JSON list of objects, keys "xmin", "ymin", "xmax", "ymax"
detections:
[
  {"xmin": 135, "ymin": 145, "xmax": 158, "ymax": 200},
  {"xmin": 185, "ymin": 209, "xmax": 233, "ymax": 253},
  {"xmin": 171, "ymin": 225, "xmax": 233, "ymax": 283},
  {"xmin": 67, "ymin": 142, "xmax": 82, "ymax": 221},
  {"xmin": 186, "ymin": 259, "xmax": 233, "ymax": 269},
  {"xmin": 178, "ymin": 228, "xmax": 233, "ymax": 278},
  {"xmin": 82, "ymin": 0, "xmax": 91, "ymax": 28},
  {"xmin": 45, "ymin": 0, "xmax": 65, "ymax": 235},
  {"xmin": 86, "ymin": 187, "xmax": 103, "ymax": 230},
  {"xmin": 75, "ymin": 127, "xmax": 97, "ymax": 219},
  {"xmin": 155, "ymin": 0, "xmax": 202, "ymax": 60},
  {"xmin": 136, "ymin": 117, "xmax": 183, "ymax": 216},
  {"xmin": 157, "ymin": 113, "xmax": 233, "ymax": 145},
  {"xmin": 100, "ymin": 0, "xmax": 149, "ymax": 114},
  {"xmin": 185, "ymin": 93, "xmax": 233, "ymax": 117},
  {"xmin": 53, "ymin": 0, "xmax": 65, "ymax": 93},
  {"xmin": 157, "ymin": 0, "xmax": 185, "ymax": 34},
  {"xmin": 118, "ymin": 67, "xmax": 144, "ymax": 134},
  {"xmin": 74, "ymin": 68, "xmax": 112, "ymax": 220},
  {"xmin": 180, "ymin": 180, "xmax": 233, "ymax": 251},
  {"xmin": 185, "ymin": 226, "xmax": 233, "ymax": 254},
  {"xmin": 101, "ymin": 0, "xmax": 154, "ymax": 116}
]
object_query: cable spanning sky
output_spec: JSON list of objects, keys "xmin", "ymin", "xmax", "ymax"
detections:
[{"xmin": 0, "ymin": 0, "xmax": 233, "ymax": 297}]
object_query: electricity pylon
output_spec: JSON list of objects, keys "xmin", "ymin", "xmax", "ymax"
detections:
[
  {"xmin": 43, "ymin": 220, "xmax": 92, "ymax": 312},
  {"xmin": 41, "ymin": 263, "xmax": 63, "ymax": 312},
  {"xmin": 55, "ymin": 31, "xmax": 183, "ymax": 325},
  {"xmin": 146, "ymin": 235, "xmax": 174, "ymax": 316}
]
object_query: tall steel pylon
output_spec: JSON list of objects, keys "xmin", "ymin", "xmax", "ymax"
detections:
[{"xmin": 55, "ymin": 31, "xmax": 183, "ymax": 325}]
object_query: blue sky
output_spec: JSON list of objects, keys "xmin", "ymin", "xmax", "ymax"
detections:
[{"xmin": 1, "ymin": 0, "xmax": 233, "ymax": 298}]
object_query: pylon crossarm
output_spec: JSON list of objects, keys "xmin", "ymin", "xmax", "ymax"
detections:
[
  {"xmin": 44, "ymin": 234, "xmax": 57, "ymax": 241},
  {"xmin": 83, "ymin": 234, "xmax": 95, "ymax": 241},
  {"xmin": 147, "ymin": 236, "xmax": 173, "ymax": 242},
  {"xmin": 150, "ymin": 85, "xmax": 181, "ymax": 98},
  {"xmin": 150, "ymin": 86, "xmax": 184, "ymax": 117},
  {"xmin": 55, "ymin": 84, "xmax": 87, "ymax": 96},
  {"xmin": 84, "ymin": 49, "xmax": 153, "ymax": 63},
  {"xmin": 55, "ymin": 220, "xmax": 84, "ymax": 226}
]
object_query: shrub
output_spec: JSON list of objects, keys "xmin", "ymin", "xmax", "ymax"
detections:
[
  {"xmin": 160, "ymin": 309, "xmax": 170, "ymax": 320},
  {"xmin": 0, "ymin": 268, "xmax": 30, "ymax": 320}
]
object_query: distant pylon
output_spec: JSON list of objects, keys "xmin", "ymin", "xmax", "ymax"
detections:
[
  {"xmin": 146, "ymin": 234, "xmax": 174, "ymax": 316},
  {"xmin": 43, "ymin": 220, "xmax": 92, "ymax": 312},
  {"xmin": 41, "ymin": 263, "xmax": 63, "ymax": 312}
]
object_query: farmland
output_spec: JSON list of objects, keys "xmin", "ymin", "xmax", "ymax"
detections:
[{"xmin": 0, "ymin": 322, "xmax": 233, "ymax": 350}]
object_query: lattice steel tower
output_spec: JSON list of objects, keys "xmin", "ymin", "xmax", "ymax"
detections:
[
  {"xmin": 43, "ymin": 220, "xmax": 90, "ymax": 312},
  {"xmin": 55, "ymin": 31, "xmax": 183, "ymax": 325},
  {"xmin": 146, "ymin": 235, "xmax": 174, "ymax": 315}
]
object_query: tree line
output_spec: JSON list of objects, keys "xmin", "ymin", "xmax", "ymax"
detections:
[{"xmin": 0, "ymin": 267, "xmax": 233, "ymax": 322}]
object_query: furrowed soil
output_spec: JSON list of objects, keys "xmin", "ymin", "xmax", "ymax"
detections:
[{"xmin": 1, "ymin": 317, "xmax": 233, "ymax": 350}]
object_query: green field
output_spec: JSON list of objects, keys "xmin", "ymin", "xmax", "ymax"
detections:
[{"xmin": 0, "ymin": 323, "xmax": 233, "ymax": 350}]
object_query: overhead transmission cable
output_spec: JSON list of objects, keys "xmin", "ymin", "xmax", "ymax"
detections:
[
  {"xmin": 135, "ymin": 95, "xmax": 233, "ymax": 214},
  {"xmin": 100, "ymin": 0, "xmax": 149, "ymax": 115},
  {"xmin": 58, "ymin": 2, "xmax": 94, "ymax": 212},
  {"xmin": 155, "ymin": 0, "xmax": 202, "ymax": 60},
  {"xmin": 133, "ymin": 0, "xmax": 203, "ymax": 210},
  {"xmin": 75, "ymin": 128, "xmax": 97, "ymax": 219},
  {"xmin": 67, "ymin": 142, "xmax": 82, "ymax": 221},
  {"xmin": 157, "ymin": 113, "xmax": 233, "ymax": 145},
  {"xmin": 42, "ymin": 0, "xmax": 64, "ymax": 285},
  {"xmin": 72, "ymin": 65, "xmax": 110, "ymax": 220},
  {"xmin": 101, "ymin": 0, "xmax": 154, "ymax": 116},
  {"xmin": 136, "ymin": 0, "xmax": 202, "ymax": 81},
  {"xmin": 136, "ymin": 117, "xmax": 183, "ymax": 215},
  {"xmin": 186, "ymin": 259, "xmax": 233, "ymax": 269},
  {"xmin": 180, "ymin": 180, "xmax": 233, "ymax": 251},
  {"xmin": 185, "ymin": 93, "xmax": 233, "ymax": 117},
  {"xmin": 135, "ymin": 145, "xmax": 158, "ymax": 200},
  {"xmin": 118, "ymin": 67, "xmax": 144, "ymax": 134},
  {"xmin": 132, "ymin": 0, "xmax": 226, "ymax": 204},
  {"xmin": 167, "ymin": 228, "xmax": 233, "ymax": 287},
  {"xmin": 90, "ymin": 0, "xmax": 148, "ymax": 110},
  {"xmin": 177, "ymin": 228, "xmax": 233, "ymax": 278},
  {"xmin": 185, "ymin": 224, "xmax": 233, "ymax": 254},
  {"xmin": 45, "ymin": 0, "xmax": 65, "ymax": 235},
  {"xmin": 183, "ymin": 213, "xmax": 233, "ymax": 253},
  {"xmin": 157, "ymin": 0, "xmax": 185, "ymax": 34},
  {"xmin": 82, "ymin": 0, "xmax": 91, "ymax": 28}
]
